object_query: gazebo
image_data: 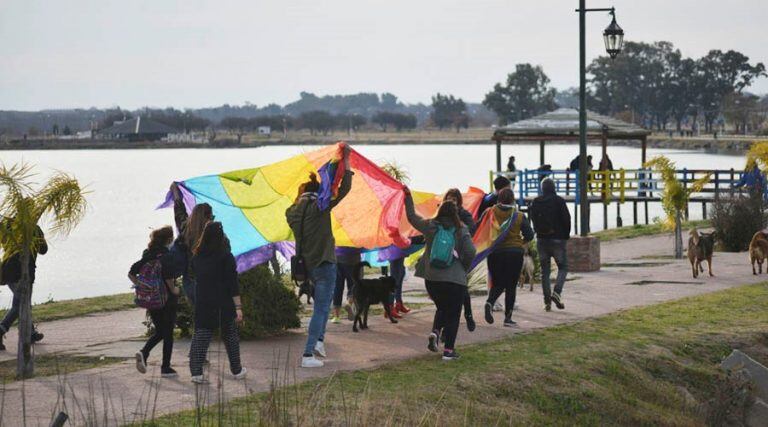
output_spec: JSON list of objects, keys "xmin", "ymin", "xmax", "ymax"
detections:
[{"xmin": 491, "ymin": 108, "xmax": 651, "ymax": 171}]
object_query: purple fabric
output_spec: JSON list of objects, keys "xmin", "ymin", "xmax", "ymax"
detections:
[
  {"xmin": 316, "ymin": 160, "xmax": 339, "ymax": 211},
  {"xmin": 234, "ymin": 241, "xmax": 295, "ymax": 273},
  {"xmin": 469, "ymin": 212, "xmax": 517, "ymax": 271},
  {"xmin": 155, "ymin": 182, "xmax": 196, "ymax": 214}
]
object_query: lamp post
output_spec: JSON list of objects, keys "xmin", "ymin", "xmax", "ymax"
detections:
[{"xmin": 577, "ymin": 2, "xmax": 624, "ymax": 236}]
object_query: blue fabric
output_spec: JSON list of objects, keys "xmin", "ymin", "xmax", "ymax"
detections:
[
  {"xmin": 304, "ymin": 262, "xmax": 337, "ymax": 355},
  {"xmin": 734, "ymin": 167, "xmax": 765, "ymax": 191}
]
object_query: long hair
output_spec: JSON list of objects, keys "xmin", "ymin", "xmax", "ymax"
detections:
[
  {"xmin": 295, "ymin": 172, "xmax": 320, "ymax": 203},
  {"xmin": 443, "ymin": 188, "xmax": 463, "ymax": 208},
  {"xmin": 148, "ymin": 226, "xmax": 174, "ymax": 251},
  {"xmin": 193, "ymin": 221, "xmax": 228, "ymax": 257},
  {"xmin": 435, "ymin": 200, "xmax": 464, "ymax": 229},
  {"xmin": 183, "ymin": 203, "xmax": 213, "ymax": 249}
]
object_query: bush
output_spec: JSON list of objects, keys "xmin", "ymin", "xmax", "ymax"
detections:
[
  {"xmin": 711, "ymin": 189, "xmax": 767, "ymax": 252},
  {"xmin": 239, "ymin": 265, "xmax": 301, "ymax": 339}
]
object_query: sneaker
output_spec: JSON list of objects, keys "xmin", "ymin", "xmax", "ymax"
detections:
[
  {"xmin": 442, "ymin": 350, "xmax": 461, "ymax": 361},
  {"xmin": 161, "ymin": 367, "xmax": 178, "ymax": 378},
  {"xmin": 387, "ymin": 306, "xmax": 402, "ymax": 319},
  {"xmin": 31, "ymin": 331, "xmax": 44, "ymax": 343},
  {"xmin": 484, "ymin": 302, "xmax": 494, "ymax": 324},
  {"xmin": 233, "ymin": 367, "xmax": 247, "ymax": 380},
  {"xmin": 552, "ymin": 292, "xmax": 565, "ymax": 310},
  {"xmin": 544, "ymin": 303, "xmax": 551, "ymax": 312},
  {"xmin": 344, "ymin": 304, "xmax": 355, "ymax": 321},
  {"xmin": 503, "ymin": 318, "xmax": 517, "ymax": 327},
  {"xmin": 301, "ymin": 355, "xmax": 324, "ymax": 368},
  {"xmin": 135, "ymin": 351, "xmax": 147, "ymax": 374},
  {"xmin": 466, "ymin": 315, "xmax": 476, "ymax": 332},
  {"xmin": 427, "ymin": 332, "xmax": 439, "ymax": 352},
  {"xmin": 331, "ymin": 315, "xmax": 341, "ymax": 324},
  {"xmin": 314, "ymin": 340, "xmax": 327, "ymax": 358},
  {"xmin": 191, "ymin": 375, "xmax": 208, "ymax": 384}
]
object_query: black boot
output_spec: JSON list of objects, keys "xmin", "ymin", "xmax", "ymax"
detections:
[
  {"xmin": 31, "ymin": 329, "xmax": 44, "ymax": 343},
  {"xmin": 0, "ymin": 334, "xmax": 5, "ymax": 351}
]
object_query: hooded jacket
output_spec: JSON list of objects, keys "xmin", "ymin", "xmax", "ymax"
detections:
[{"xmin": 529, "ymin": 191, "xmax": 571, "ymax": 240}]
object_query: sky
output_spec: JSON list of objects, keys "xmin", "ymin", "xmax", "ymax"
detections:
[{"xmin": 1, "ymin": 0, "xmax": 766, "ymax": 111}]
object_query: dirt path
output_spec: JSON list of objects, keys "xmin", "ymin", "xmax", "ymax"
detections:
[{"xmin": 0, "ymin": 233, "xmax": 763, "ymax": 426}]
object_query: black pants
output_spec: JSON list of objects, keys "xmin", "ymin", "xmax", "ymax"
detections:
[
  {"xmin": 425, "ymin": 281, "xmax": 464, "ymax": 350},
  {"xmin": 142, "ymin": 302, "xmax": 177, "ymax": 369},
  {"xmin": 486, "ymin": 250, "xmax": 523, "ymax": 317},
  {"xmin": 189, "ymin": 316, "xmax": 242, "ymax": 377},
  {"xmin": 462, "ymin": 288, "xmax": 473, "ymax": 319}
]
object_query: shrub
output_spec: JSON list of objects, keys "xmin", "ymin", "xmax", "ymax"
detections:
[
  {"xmin": 711, "ymin": 189, "xmax": 767, "ymax": 252},
  {"xmin": 239, "ymin": 265, "xmax": 301, "ymax": 339}
]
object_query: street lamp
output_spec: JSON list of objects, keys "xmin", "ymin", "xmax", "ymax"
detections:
[{"xmin": 577, "ymin": 1, "xmax": 624, "ymax": 236}]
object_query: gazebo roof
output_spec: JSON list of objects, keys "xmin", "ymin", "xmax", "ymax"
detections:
[{"xmin": 493, "ymin": 108, "xmax": 650, "ymax": 140}]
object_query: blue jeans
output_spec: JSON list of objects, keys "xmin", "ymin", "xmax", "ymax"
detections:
[
  {"xmin": 390, "ymin": 258, "xmax": 406, "ymax": 303},
  {"xmin": 304, "ymin": 262, "xmax": 336, "ymax": 356},
  {"xmin": 537, "ymin": 239, "xmax": 568, "ymax": 299}
]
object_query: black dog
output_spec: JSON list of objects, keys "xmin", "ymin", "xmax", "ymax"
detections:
[
  {"xmin": 351, "ymin": 262, "xmax": 398, "ymax": 332},
  {"xmin": 297, "ymin": 280, "xmax": 314, "ymax": 305}
]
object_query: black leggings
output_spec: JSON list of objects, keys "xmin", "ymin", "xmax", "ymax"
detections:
[
  {"xmin": 425, "ymin": 281, "xmax": 464, "ymax": 350},
  {"xmin": 486, "ymin": 251, "xmax": 523, "ymax": 317},
  {"xmin": 189, "ymin": 317, "xmax": 242, "ymax": 377},
  {"xmin": 142, "ymin": 303, "xmax": 177, "ymax": 369}
]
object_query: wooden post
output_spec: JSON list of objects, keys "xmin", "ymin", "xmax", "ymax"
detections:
[
  {"xmin": 633, "ymin": 201, "xmax": 638, "ymax": 225},
  {"xmin": 644, "ymin": 201, "xmax": 649, "ymax": 224},
  {"xmin": 539, "ymin": 140, "xmax": 545, "ymax": 166},
  {"xmin": 574, "ymin": 203, "xmax": 579, "ymax": 235},
  {"xmin": 616, "ymin": 200, "xmax": 622, "ymax": 227},
  {"xmin": 641, "ymin": 135, "xmax": 647, "ymax": 166},
  {"xmin": 495, "ymin": 139, "xmax": 501, "ymax": 172},
  {"xmin": 603, "ymin": 202, "xmax": 608, "ymax": 230},
  {"xmin": 702, "ymin": 201, "xmax": 707, "ymax": 220},
  {"xmin": 601, "ymin": 127, "xmax": 608, "ymax": 166}
]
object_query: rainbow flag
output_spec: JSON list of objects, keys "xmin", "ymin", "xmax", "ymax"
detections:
[
  {"xmin": 159, "ymin": 143, "xmax": 483, "ymax": 272},
  {"xmin": 469, "ymin": 208, "xmax": 517, "ymax": 270}
]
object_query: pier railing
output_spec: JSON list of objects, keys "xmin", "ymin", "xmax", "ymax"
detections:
[{"xmin": 490, "ymin": 168, "xmax": 762, "ymax": 231}]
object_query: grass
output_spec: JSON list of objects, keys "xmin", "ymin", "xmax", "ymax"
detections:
[
  {"xmin": 0, "ymin": 354, "xmax": 123, "ymax": 383},
  {"xmin": 0, "ymin": 293, "xmax": 135, "ymax": 323},
  {"xmin": 592, "ymin": 219, "xmax": 711, "ymax": 242},
  {"xmin": 149, "ymin": 282, "xmax": 768, "ymax": 426}
]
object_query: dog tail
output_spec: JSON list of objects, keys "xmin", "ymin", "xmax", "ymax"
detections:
[{"xmin": 353, "ymin": 261, "xmax": 370, "ymax": 286}]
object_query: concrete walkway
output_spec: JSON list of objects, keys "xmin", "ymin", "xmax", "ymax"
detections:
[{"xmin": 1, "ymin": 233, "xmax": 765, "ymax": 426}]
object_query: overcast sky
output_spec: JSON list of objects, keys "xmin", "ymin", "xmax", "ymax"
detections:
[{"xmin": 1, "ymin": 0, "xmax": 766, "ymax": 111}]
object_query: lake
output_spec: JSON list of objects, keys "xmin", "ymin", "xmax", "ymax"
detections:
[{"xmin": 0, "ymin": 143, "xmax": 744, "ymax": 306}]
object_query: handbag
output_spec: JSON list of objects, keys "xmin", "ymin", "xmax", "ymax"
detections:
[{"xmin": 290, "ymin": 200, "xmax": 311, "ymax": 283}]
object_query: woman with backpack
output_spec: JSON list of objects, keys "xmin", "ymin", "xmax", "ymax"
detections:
[
  {"xmin": 443, "ymin": 189, "xmax": 477, "ymax": 332},
  {"xmin": 128, "ymin": 225, "xmax": 181, "ymax": 378},
  {"xmin": 482, "ymin": 188, "xmax": 534, "ymax": 327},
  {"xmin": 404, "ymin": 187, "xmax": 476, "ymax": 361},
  {"xmin": 189, "ymin": 221, "xmax": 246, "ymax": 383}
]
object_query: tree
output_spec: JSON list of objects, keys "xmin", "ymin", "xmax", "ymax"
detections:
[
  {"xmin": 62, "ymin": 125, "xmax": 72, "ymax": 136},
  {"xmin": 335, "ymin": 114, "xmax": 367, "ymax": 134},
  {"xmin": 0, "ymin": 163, "xmax": 87, "ymax": 378},
  {"xmin": 298, "ymin": 111, "xmax": 335, "ymax": 135},
  {"xmin": 99, "ymin": 108, "xmax": 132, "ymax": 129},
  {"xmin": 723, "ymin": 92, "xmax": 760, "ymax": 134},
  {"xmin": 219, "ymin": 117, "xmax": 251, "ymax": 143},
  {"xmin": 431, "ymin": 93, "xmax": 468, "ymax": 132},
  {"xmin": 644, "ymin": 156, "xmax": 709, "ymax": 259},
  {"xmin": 483, "ymin": 64, "xmax": 557, "ymax": 124}
]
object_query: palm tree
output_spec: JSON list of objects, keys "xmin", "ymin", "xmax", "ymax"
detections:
[
  {"xmin": 0, "ymin": 163, "xmax": 87, "ymax": 378},
  {"xmin": 380, "ymin": 161, "xmax": 410, "ymax": 184},
  {"xmin": 644, "ymin": 156, "xmax": 709, "ymax": 259}
]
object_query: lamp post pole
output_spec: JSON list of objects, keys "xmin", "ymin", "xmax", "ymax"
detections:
[{"xmin": 577, "ymin": 2, "xmax": 620, "ymax": 236}]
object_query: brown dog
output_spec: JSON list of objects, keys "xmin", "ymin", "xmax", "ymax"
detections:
[
  {"xmin": 748, "ymin": 231, "xmax": 768, "ymax": 275},
  {"xmin": 688, "ymin": 228, "xmax": 715, "ymax": 278}
]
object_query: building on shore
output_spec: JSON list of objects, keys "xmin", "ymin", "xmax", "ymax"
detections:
[{"xmin": 98, "ymin": 117, "xmax": 178, "ymax": 141}]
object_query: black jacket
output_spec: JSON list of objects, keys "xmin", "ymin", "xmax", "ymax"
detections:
[
  {"xmin": 1, "ymin": 226, "xmax": 48, "ymax": 285},
  {"xmin": 129, "ymin": 246, "xmax": 178, "ymax": 308},
  {"xmin": 458, "ymin": 207, "xmax": 476, "ymax": 236},
  {"xmin": 191, "ymin": 252, "xmax": 239, "ymax": 329},
  {"xmin": 529, "ymin": 194, "xmax": 571, "ymax": 240}
]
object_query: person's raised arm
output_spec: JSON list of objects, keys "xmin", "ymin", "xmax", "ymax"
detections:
[
  {"xmin": 171, "ymin": 182, "xmax": 188, "ymax": 231},
  {"xmin": 329, "ymin": 144, "xmax": 354, "ymax": 209},
  {"xmin": 403, "ymin": 187, "xmax": 430, "ymax": 234}
]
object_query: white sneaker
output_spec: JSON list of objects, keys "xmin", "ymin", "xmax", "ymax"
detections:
[
  {"xmin": 233, "ymin": 367, "xmax": 247, "ymax": 380},
  {"xmin": 301, "ymin": 355, "xmax": 324, "ymax": 368},
  {"xmin": 135, "ymin": 351, "xmax": 147, "ymax": 374},
  {"xmin": 314, "ymin": 341, "xmax": 327, "ymax": 358},
  {"xmin": 191, "ymin": 375, "xmax": 208, "ymax": 384}
]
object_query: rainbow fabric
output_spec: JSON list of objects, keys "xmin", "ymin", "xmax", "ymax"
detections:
[
  {"xmin": 470, "ymin": 207, "xmax": 516, "ymax": 270},
  {"xmin": 159, "ymin": 143, "xmax": 484, "ymax": 272}
]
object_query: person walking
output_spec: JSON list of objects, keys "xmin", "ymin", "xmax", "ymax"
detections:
[
  {"xmin": 443, "ymin": 189, "xmax": 476, "ymax": 331},
  {"xmin": 529, "ymin": 178, "xmax": 571, "ymax": 311},
  {"xmin": 483, "ymin": 188, "xmax": 534, "ymax": 327},
  {"xmin": 0, "ymin": 222, "xmax": 47, "ymax": 350},
  {"xmin": 129, "ymin": 226, "xmax": 181, "ymax": 377},
  {"xmin": 331, "ymin": 247, "xmax": 359, "ymax": 323},
  {"xmin": 478, "ymin": 176, "xmax": 511, "ymax": 218},
  {"xmin": 189, "ymin": 221, "xmax": 246, "ymax": 383},
  {"xmin": 405, "ymin": 187, "xmax": 476, "ymax": 361},
  {"xmin": 169, "ymin": 184, "xmax": 214, "ymax": 305},
  {"xmin": 286, "ymin": 145, "xmax": 353, "ymax": 368}
]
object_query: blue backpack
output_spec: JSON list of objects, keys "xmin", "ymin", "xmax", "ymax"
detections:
[{"xmin": 429, "ymin": 224, "xmax": 456, "ymax": 269}]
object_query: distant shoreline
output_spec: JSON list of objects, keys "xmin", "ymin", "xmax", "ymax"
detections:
[{"xmin": 0, "ymin": 135, "xmax": 759, "ymax": 155}]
